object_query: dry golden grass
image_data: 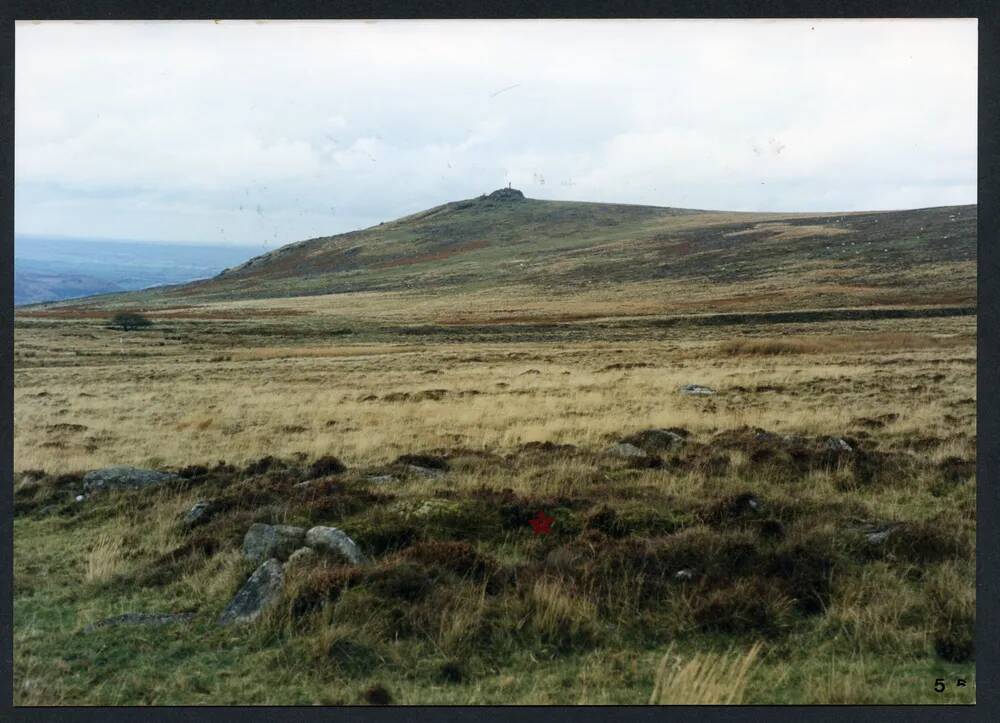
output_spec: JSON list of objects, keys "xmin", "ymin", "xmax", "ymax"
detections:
[
  {"xmin": 12, "ymin": 311, "xmax": 975, "ymax": 474},
  {"xmin": 718, "ymin": 332, "xmax": 970, "ymax": 356},
  {"xmin": 649, "ymin": 642, "xmax": 763, "ymax": 705},
  {"xmin": 84, "ymin": 535, "xmax": 126, "ymax": 584},
  {"xmin": 13, "ymin": 299, "xmax": 977, "ymax": 706},
  {"xmin": 526, "ymin": 578, "xmax": 599, "ymax": 643}
]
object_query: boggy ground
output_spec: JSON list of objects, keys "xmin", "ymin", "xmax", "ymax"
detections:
[{"xmin": 12, "ymin": 308, "xmax": 976, "ymax": 704}]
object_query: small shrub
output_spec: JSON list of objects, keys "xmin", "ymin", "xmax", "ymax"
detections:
[
  {"xmin": 362, "ymin": 684, "xmax": 392, "ymax": 705},
  {"xmin": 308, "ymin": 455, "xmax": 346, "ymax": 478},
  {"xmin": 882, "ymin": 518, "xmax": 971, "ymax": 565},
  {"xmin": 111, "ymin": 312, "xmax": 153, "ymax": 331},
  {"xmin": 934, "ymin": 622, "xmax": 975, "ymax": 663},
  {"xmin": 345, "ymin": 510, "xmax": 421, "ymax": 555},
  {"xmin": 288, "ymin": 563, "xmax": 365, "ymax": 618},
  {"xmin": 367, "ymin": 561, "xmax": 434, "ymax": 602},
  {"xmin": 315, "ymin": 627, "xmax": 382, "ymax": 676},
  {"xmin": 400, "ymin": 541, "xmax": 498, "ymax": 581},
  {"xmin": 691, "ymin": 579, "xmax": 794, "ymax": 635},
  {"xmin": 438, "ymin": 660, "xmax": 465, "ymax": 683}
]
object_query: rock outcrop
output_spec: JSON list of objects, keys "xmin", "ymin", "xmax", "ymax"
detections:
[
  {"xmin": 218, "ymin": 559, "xmax": 285, "ymax": 625},
  {"xmin": 243, "ymin": 523, "xmax": 307, "ymax": 563}
]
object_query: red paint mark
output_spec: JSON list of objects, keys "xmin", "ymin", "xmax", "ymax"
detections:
[{"xmin": 529, "ymin": 511, "xmax": 555, "ymax": 535}]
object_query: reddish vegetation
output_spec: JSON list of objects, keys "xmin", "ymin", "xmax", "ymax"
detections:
[{"xmin": 374, "ymin": 239, "xmax": 490, "ymax": 269}]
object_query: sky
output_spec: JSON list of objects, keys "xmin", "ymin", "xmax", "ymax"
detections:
[{"xmin": 15, "ymin": 19, "xmax": 977, "ymax": 248}]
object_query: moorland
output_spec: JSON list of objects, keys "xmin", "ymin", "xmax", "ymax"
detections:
[{"xmin": 13, "ymin": 190, "xmax": 977, "ymax": 704}]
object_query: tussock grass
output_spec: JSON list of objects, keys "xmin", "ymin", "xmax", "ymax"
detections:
[
  {"xmin": 719, "ymin": 332, "xmax": 968, "ymax": 357},
  {"xmin": 649, "ymin": 642, "xmax": 762, "ymax": 705},
  {"xmin": 12, "ymin": 301, "xmax": 976, "ymax": 705},
  {"xmin": 84, "ymin": 535, "xmax": 126, "ymax": 584}
]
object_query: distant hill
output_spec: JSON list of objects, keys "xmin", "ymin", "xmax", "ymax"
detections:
[
  {"xmin": 24, "ymin": 191, "xmax": 976, "ymax": 312},
  {"xmin": 14, "ymin": 237, "xmax": 261, "ymax": 306}
]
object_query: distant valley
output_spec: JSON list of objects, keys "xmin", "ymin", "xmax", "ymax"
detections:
[{"xmin": 14, "ymin": 236, "xmax": 262, "ymax": 306}]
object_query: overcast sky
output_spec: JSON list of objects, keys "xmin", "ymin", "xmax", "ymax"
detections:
[{"xmin": 15, "ymin": 19, "xmax": 977, "ymax": 248}]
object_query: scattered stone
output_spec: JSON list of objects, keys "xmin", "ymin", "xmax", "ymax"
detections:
[
  {"xmin": 305, "ymin": 526, "xmax": 366, "ymax": 564},
  {"xmin": 82, "ymin": 466, "xmax": 180, "ymax": 492},
  {"xmin": 679, "ymin": 384, "xmax": 715, "ymax": 396},
  {"xmin": 84, "ymin": 612, "xmax": 195, "ymax": 633},
  {"xmin": 607, "ymin": 442, "xmax": 647, "ymax": 458},
  {"xmin": 674, "ymin": 569, "xmax": 694, "ymax": 581},
  {"xmin": 243, "ymin": 523, "xmax": 306, "ymax": 563},
  {"xmin": 287, "ymin": 546, "xmax": 317, "ymax": 566},
  {"xmin": 367, "ymin": 475, "xmax": 399, "ymax": 485},
  {"xmin": 74, "ymin": 495, "xmax": 85, "ymax": 503},
  {"xmin": 182, "ymin": 501, "xmax": 212, "ymax": 528},
  {"xmin": 824, "ymin": 437, "xmax": 853, "ymax": 453},
  {"xmin": 406, "ymin": 464, "xmax": 444, "ymax": 478},
  {"xmin": 394, "ymin": 454, "xmax": 448, "ymax": 470},
  {"xmin": 520, "ymin": 369, "xmax": 541, "ymax": 376},
  {"xmin": 218, "ymin": 559, "xmax": 285, "ymax": 626},
  {"xmin": 866, "ymin": 527, "xmax": 896, "ymax": 544},
  {"xmin": 621, "ymin": 428, "xmax": 686, "ymax": 453}
]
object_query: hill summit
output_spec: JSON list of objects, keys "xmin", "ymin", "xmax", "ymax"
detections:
[
  {"xmin": 52, "ymin": 191, "xmax": 976, "ymax": 312},
  {"xmin": 483, "ymin": 187, "xmax": 525, "ymax": 202}
]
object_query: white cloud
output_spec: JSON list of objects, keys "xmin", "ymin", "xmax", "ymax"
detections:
[{"xmin": 15, "ymin": 18, "xmax": 977, "ymax": 244}]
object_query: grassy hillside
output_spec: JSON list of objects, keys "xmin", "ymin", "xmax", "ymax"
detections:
[{"xmin": 35, "ymin": 190, "xmax": 975, "ymax": 312}]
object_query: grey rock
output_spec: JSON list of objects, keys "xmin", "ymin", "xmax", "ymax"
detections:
[
  {"xmin": 242, "ymin": 523, "xmax": 306, "ymax": 563},
  {"xmin": 864, "ymin": 524, "xmax": 900, "ymax": 544},
  {"xmin": 674, "ymin": 569, "xmax": 694, "ymax": 581},
  {"xmin": 84, "ymin": 612, "xmax": 195, "ymax": 633},
  {"xmin": 218, "ymin": 559, "xmax": 285, "ymax": 626},
  {"xmin": 305, "ymin": 526, "xmax": 366, "ymax": 564},
  {"xmin": 367, "ymin": 474, "xmax": 399, "ymax": 485},
  {"xmin": 286, "ymin": 547, "xmax": 317, "ymax": 566},
  {"xmin": 83, "ymin": 465, "xmax": 180, "ymax": 492},
  {"xmin": 75, "ymin": 494, "xmax": 86, "ymax": 503},
  {"xmin": 607, "ymin": 442, "xmax": 647, "ymax": 458},
  {"xmin": 621, "ymin": 428, "xmax": 686, "ymax": 453},
  {"xmin": 182, "ymin": 501, "xmax": 212, "ymax": 528},
  {"xmin": 679, "ymin": 384, "xmax": 715, "ymax": 396},
  {"xmin": 824, "ymin": 437, "xmax": 853, "ymax": 453}
]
